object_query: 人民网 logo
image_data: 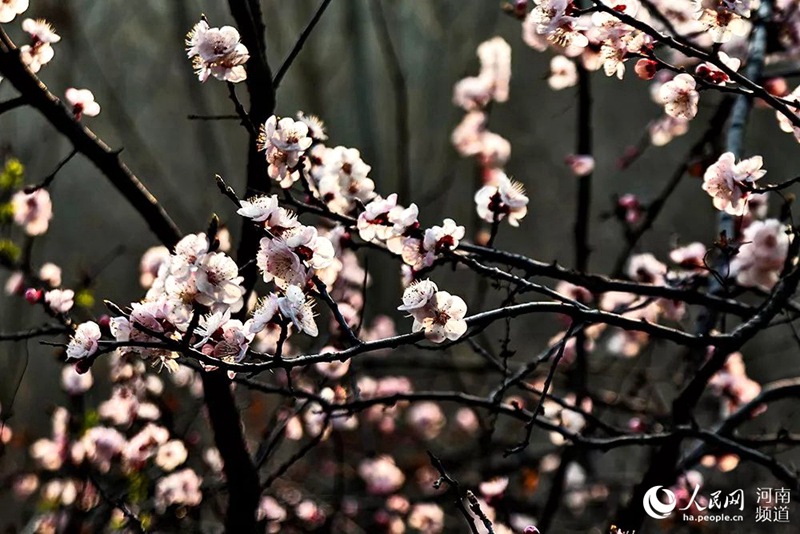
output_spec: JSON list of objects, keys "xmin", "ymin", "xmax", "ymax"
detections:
[{"xmin": 643, "ymin": 486, "xmax": 677, "ymax": 519}]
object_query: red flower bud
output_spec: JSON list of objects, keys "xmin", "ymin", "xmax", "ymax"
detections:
[
  {"xmin": 24, "ymin": 288, "xmax": 42, "ymax": 304},
  {"xmin": 634, "ymin": 59, "xmax": 658, "ymax": 81}
]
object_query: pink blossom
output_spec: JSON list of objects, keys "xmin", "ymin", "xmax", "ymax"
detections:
[
  {"xmin": 474, "ymin": 172, "xmax": 529, "ymax": 227},
  {"xmin": 702, "ymin": 152, "xmax": 766, "ymax": 215},
  {"xmin": 186, "ymin": 20, "xmax": 249, "ymax": 83},
  {"xmin": 565, "ymin": 154, "xmax": 595, "ymax": 176},
  {"xmin": 0, "ymin": 0, "xmax": 27, "ymax": 23},
  {"xmin": 408, "ymin": 503, "xmax": 445, "ymax": 533},
  {"xmin": 357, "ymin": 194, "xmax": 398, "ymax": 242},
  {"xmin": 548, "ymin": 55, "xmax": 578, "ymax": 90},
  {"xmin": 19, "ymin": 19, "xmax": 59, "ymax": 72},
  {"xmin": 399, "ymin": 282, "xmax": 468, "ymax": 343},
  {"xmin": 45, "ymin": 289, "xmax": 74, "ymax": 313},
  {"xmin": 406, "ymin": 401, "xmax": 446, "ymax": 440},
  {"xmin": 529, "ymin": 0, "xmax": 589, "ymax": 49},
  {"xmin": 476, "ymin": 36, "xmax": 512, "ymax": 103},
  {"xmin": 670, "ymin": 242, "xmax": 708, "ymax": 270},
  {"xmin": 65, "ymin": 88, "xmax": 101, "ymax": 118},
  {"xmin": 649, "ymin": 115, "xmax": 689, "ymax": 146},
  {"xmin": 155, "ymin": 468, "xmax": 203, "ymax": 512},
  {"xmin": 155, "ymin": 440, "xmax": 188, "ymax": 472},
  {"xmin": 358, "ymin": 456, "xmax": 405, "ymax": 495},
  {"xmin": 12, "ymin": 188, "xmax": 52, "ymax": 235},
  {"xmin": 66, "ymin": 322, "xmax": 101, "ymax": 361},
  {"xmin": 731, "ymin": 219, "xmax": 790, "ymax": 289},
  {"xmin": 659, "ymin": 74, "xmax": 699, "ymax": 119}
]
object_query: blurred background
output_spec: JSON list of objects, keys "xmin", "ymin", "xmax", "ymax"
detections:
[{"xmin": 2, "ymin": 1, "xmax": 800, "ymax": 532}]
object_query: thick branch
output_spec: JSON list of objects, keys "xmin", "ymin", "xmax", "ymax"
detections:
[{"xmin": 0, "ymin": 34, "xmax": 181, "ymax": 247}]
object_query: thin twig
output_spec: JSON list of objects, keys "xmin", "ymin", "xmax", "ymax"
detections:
[{"xmin": 272, "ymin": 0, "xmax": 334, "ymax": 89}]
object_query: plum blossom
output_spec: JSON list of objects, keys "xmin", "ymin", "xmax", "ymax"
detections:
[
  {"xmin": 709, "ymin": 350, "xmax": 761, "ymax": 416},
  {"xmin": 406, "ymin": 402, "xmax": 446, "ymax": 440},
  {"xmin": 408, "ymin": 504, "xmax": 445, "ymax": 533},
  {"xmin": 358, "ymin": 456, "xmax": 405, "ymax": 495},
  {"xmin": 528, "ymin": 0, "xmax": 589, "ymax": 48},
  {"xmin": 155, "ymin": 468, "xmax": 203, "ymax": 512},
  {"xmin": 731, "ymin": 219, "xmax": 790, "ymax": 289},
  {"xmin": 701, "ymin": 152, "xmax": 766, "ymax": 215},
  {"xmin": 453, "ymin": 37, "xmax": 511, "ymax": 109},
  {"xmin": 476, "ymin": 37, "xmax": 512, "ymax": 103},
  {"xmin": 317, "ymin": 146, "xmax": 375, "ymax": 213},
  {"xmin": 626, "ymin": 253, "xmax": 667, "ymax": 285},
  {"xmin": 45, "ymin": 289, "xmax": 74, "ymax": 313},
  {"xmin": 79, "ymin": 427, "xmax": 125, "ymax": 473},
  {"xmin": 155, "ymin": 440, "xmax": 188, "ymax": 472},
  {"xmin": 0, "ymin": 0, "xmax": 27, "ymax": 23},
  {"xmin": 565, "ymin": 154, "xmax": 595, "ymax": 176},
  {"xmin": 399, "ymin": 280, "xmax": 468, "ymax": 343},
  {"xmin": 277, "ymin": 284, "xmax": 318, "ymax": 337},
  {"xmin": 257, "ymin": 225, "xmax": 334, "ymax": 288},
  {"xmin": 194, "ymin": 252, "xmax": 245, "ymax": 312},
  {"xmin": 61, "ymin": 365, "xmax": 93, "ymax": 394},
  {"xmin": 186, "ymin": 19, "xmax": 249, "ymax": 83},
  {"xmin": 423, "ymin": 218, "xmax": 465, "ymax": 255},
  {"xmin": 398, "ymin": 279, "xmax": 438, "ymax": 313},
  {"xmin": 65, "ymin": 88, "xmax": 100, "ymax": 118},
  {"xmin": 452, "ymin": 111, "xmax": 488, "ymax": 156},
  {"xmin": 199, "ymin": 315, "xmax": 253, "ymax": 363},
  {"xmin": 236, "ymin": 194, "xmax": 280, "ymax": 222},
  {"xmin": 695, "ymin": 51, "xmax": 741, "ymax": 85},
  {"xmin": 257, "ymin": 238, "xmax": 308, "ymax": 288},
  {"xmin": 12, "ymin": 188, "xmax": 52, "ymax": 235},
  {"xmin": 548, "ymin": 55, "xmax": 578, "ymax": 90},
  {"xmin": 649, "ymin": 115, "xmax": 689, "ymax": 146},
  {"xmin": 38, "ymin": 262, "xmax": 62, "ymax": 288},
  {"xmin": 258, "ymin": 116, "xmax": 313, "ymax": 185},
  {"xmin": 634, "ymin": 58, "xmax": 658, "ymax": 80},
  {"xmin": 474, "ymin": 172, "xmax": 529, "ymax": 227},
  {"xmin": 659, "ymin": 74, "xmax": 699, "ymax": 119},
  {"xmin": 19, "ymin": 19, "xmax": 60, "ymax": 73},
  {"xmin": 695, "ymin": 2, "xmax": 750, "ymax": 43},
  {"xmin": 453, "ymin": 76, "xmax": 494, "ymax": 111},
  {"xmin": 357, "ymin": 194, "xmax": 398, "ymax": 242},
  {"xmin": 139, "ymin": 246, "xmax": 170, "ymax": 288},
  {"xmin": 296, "ymin": 111, "xmax": 327, "ymax": 141},
  {"xmin": 670, "ymin": 242, "xmax": 708, "ymax": 270},
  {"xmin": 66, "ymin": 322, "xmax": 101, "ymax": 360},
  {"xmin": 776, "ymin": 84, "xmax": 800, "ymax": 142}
]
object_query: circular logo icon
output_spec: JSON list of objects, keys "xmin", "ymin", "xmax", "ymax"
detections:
[{"xmin": 643, "ymin": 486, "xmax": 677, "ymax": 519}]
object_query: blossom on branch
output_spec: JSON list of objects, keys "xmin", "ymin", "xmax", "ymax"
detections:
[
  {"xmin": 11, "ymin": 188, "xmax": 52, "ymax": 235},
  {"xmin": 19, "ymin": 19, "xmax": 60, "ymax": 73},
  {"xmin": 474, "ymin": 172, "xmax": 529, "ymax": 227},
  {"xmin": 731, "ymin": 219, "xmax": 790, "ymax": 289},
  {"xmin": 65, "ymin": 88, "xmax": 101, "ymax": 119},
  {"xmin": 186, "ymin": 19, "xmax": 249, "ymax": 83},
  {"xmin": 398, "ymin": 280, "xmax": 468, "ymax": 343},
  {"xmin": 659, "ymin": 74, "xmax": 699, "ymax": 120},
  {"xmin": 701, "ymin": 152, "xmax": 766, "ymax": 215},
  {"xmin": 258, "ymin": 116, "xmax": 313, "ymax": 187},
  {"xmin": 66, "ymin": 321, "xmax": 101, "ymax": 360}
]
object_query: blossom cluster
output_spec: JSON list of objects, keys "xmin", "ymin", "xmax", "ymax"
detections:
[
  {"xmin": 186, "ymin": 18, "xmax": 250, "ymax": 83},
  {"xmin": 451, "ymin": 36, "xmax": 531, "ymax": 229}
]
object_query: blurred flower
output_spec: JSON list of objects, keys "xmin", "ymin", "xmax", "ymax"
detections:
[{"xmin": 12, "ymin": 188, "xmax": 52, "ymax": 235}]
